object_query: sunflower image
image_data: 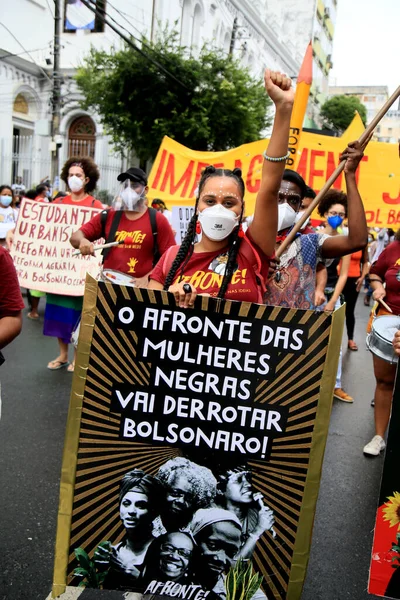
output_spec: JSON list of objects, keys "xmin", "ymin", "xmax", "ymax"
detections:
[{"xmin": 383, "ymin": 492, "xmax": 400, "ymax": 530}]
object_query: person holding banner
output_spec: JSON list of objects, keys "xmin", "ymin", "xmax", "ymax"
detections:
[
  {"xmin": 363, "ymin": 229, "xmax": 400, "ymax": 456},
  {"xmin": 45, "ymin": 157, "xmax": 103, "ymax": 371},
  {"xmin": 265, "ymin": 145, "xmax": 368, "ymax": 309},
  {"xmin": 70, "ymin": 167, "xmax": 175, "ymax": 286},
  {"xmin": 149, "ymin": 69, "xmax": 294, "ymax": 305}
]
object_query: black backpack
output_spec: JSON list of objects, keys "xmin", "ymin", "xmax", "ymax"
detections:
[{"xmin": 100, "ymin": 207, "xmax": 160, "ymax": 267}]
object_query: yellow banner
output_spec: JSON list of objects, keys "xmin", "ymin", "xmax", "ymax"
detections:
[{"xmin": 148, "ymin": 129, "xmax": 400, "ymax": 228}]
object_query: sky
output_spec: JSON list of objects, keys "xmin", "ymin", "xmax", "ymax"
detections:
[{"xmin": 329, "ymin": 0, "xmax": 399, "ymax": 96}]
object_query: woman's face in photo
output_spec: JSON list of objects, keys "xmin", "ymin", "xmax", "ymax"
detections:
[
  {"xmin": 158, "ymin": 533, "xmax": 193, "ymax": 581},
  {"xmin": 120, "ymin": 490, "xmax": 151, "ymax": 530},
  {"xmin": 165, "ymin": 475, "xmax": 195, "ymax": 518},
  {"xmin": 197, "ymin": 176, "xmax": 243, "ymax": 217},
  {"xmin": 225, "ymin": 471, "xmax": 253, "ymax": 504}
]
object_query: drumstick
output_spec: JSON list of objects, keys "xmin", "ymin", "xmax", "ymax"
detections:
[
  {"xmin": 72, "ymin": 236, "xmax": 134, "ymax": 257},
  {"xmin": 377, "ymin": 297, "xmax": 393, "ymax": 313}
]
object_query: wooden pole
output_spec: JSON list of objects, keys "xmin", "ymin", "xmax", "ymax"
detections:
[{"xmin": 275, "ymin": 84, "xmax": 400, "ymax": 259}]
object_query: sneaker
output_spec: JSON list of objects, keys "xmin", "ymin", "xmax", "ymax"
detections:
[
  {"xmin": 363, "ymin": 435, "xmax": 386, "ymax": 456},
  {"xmin": 334, "ymin": 388, "xmax": 354, "ymax": 403}
]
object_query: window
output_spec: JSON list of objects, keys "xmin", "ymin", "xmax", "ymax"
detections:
[{"xmin": 64, "ymin": 0, "xmax": 106, "ymax": 33}]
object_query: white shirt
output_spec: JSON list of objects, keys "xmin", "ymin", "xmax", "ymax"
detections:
[{"xmin": 0, "ymin": 206, "xmax": 18, "ymax": 239}]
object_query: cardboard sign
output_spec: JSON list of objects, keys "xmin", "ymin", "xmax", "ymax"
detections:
[
  {"xmin": 11, "ymin": 199, "xmax": 102, "ymax": 296},
  {"xmin": 369, "ymin": 366, "xmax": 400, "ymax": 598},
  {"xmin": 53, "ymin": 277, "xmax": 344, "ymax": 599},
  {"xmin": 172, "ymin": 206, "xmax": 195, "ymax": 244}
]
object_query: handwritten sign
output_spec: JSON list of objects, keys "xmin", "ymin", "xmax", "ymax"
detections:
[{"xmin": 11, "ymin": 199, "xmax": 103, "ymax": 296}]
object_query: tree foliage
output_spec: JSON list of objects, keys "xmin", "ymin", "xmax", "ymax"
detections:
[
  {"xmin": 320, "ymin": 95, "xmax": 367, "ymax": 133},
  {"xmin": 76, "ymin": 30, "xmax": 272, "ymax": 162}
]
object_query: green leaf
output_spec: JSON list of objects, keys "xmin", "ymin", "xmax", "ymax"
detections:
[{"xmin": 74, "ymin": 548, "xmax": 92, "ymax": 573}]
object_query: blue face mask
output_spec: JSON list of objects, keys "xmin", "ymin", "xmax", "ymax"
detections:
[
  {"xmin": 327, "ymin": 215, "xmax": 343, "ymax": 230},
  {"xmin": 0, "ymin": 195, "xmax": 12, "ymax": 207}
]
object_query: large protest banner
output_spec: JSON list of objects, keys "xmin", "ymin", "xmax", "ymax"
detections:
[
  {"xmin": 148, "ymin": 128, "xmax": 400, "ymax": 228},
  {"xmin": 11, "ymin": 199, "xmax": 102, "ymax": 296},
  {"xmin": 369, "ymin": 367, "xmax": 400, "ymax": 599},
  {"xmin": 53, "ymin": 275, "xmax": 344, "ymax": 599}
]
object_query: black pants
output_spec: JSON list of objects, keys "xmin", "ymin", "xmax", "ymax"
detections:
[{"xmin": 342, "ymin": 277, "xmax": 359, "ymax": 339}]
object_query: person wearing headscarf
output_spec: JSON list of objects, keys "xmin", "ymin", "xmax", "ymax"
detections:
[{"xmin": 103, "ymin": 469, "xmax": 162, "ymax": 590}]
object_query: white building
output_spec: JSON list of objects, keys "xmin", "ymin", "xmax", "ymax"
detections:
[{"xmin": 0, "ymin": 0, "xmax": 337, "ymax": 194}]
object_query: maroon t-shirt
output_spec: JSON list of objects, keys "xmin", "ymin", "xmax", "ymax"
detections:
[
  {"xmin": 370, "ymin": 240, "xmax": 400, "ymax": 314},
  {"xmin": 151, "ymin": 236, "xmax": 270, "ymax": 303},
  {"xmin": 0, "ymin": 247, "xmax": 25, "ymax": 317},
  {"xmin": 79, "ymin": 209, "xmax": 176, "ymax": 277}
]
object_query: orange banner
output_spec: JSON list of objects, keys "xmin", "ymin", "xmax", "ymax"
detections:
[{"xmin": 148, "ymin": 127, "xmax": 400, "ymax": 228}]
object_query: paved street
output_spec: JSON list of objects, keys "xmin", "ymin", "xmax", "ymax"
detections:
[{"xmin": 0, "ymin": 294, "xmax": 385, "ymax": 600}]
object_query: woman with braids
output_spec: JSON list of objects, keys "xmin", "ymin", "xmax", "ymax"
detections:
[
  {"xmin": 149, "ymin": 69, "xmax": 294, "ymax": 305},
  {"xmin": 45, "ymin": 157, "xmax": 103, "ymax": 371}
]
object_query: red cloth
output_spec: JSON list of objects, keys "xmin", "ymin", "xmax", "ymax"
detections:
[
  {"xmin": 151, "ymin": 237, "xmax": 270, "ymax": 303},
  {"xmin": 0, "ymin": 247, "xmax": 25, "ymax": 316},
  {"xmin": 53, "ymin": 194, "xmax": 103, "ymax": 208},
  {"xmin": 370, "ymin": 240, "xmax": 400, "ymax": 314},
  {"xmin": 301, "ymin": 225, "xmax": 315, "ymax": 235},
  {"xmin": 80, "ymin": 208, "xmax": 176, "ymax": 277}
]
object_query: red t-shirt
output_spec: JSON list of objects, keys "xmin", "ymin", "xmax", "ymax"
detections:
[
  {"xmin": 151, "ymin": 236, "xmax": 269, "ymax": 304},
  {"xmin": 79, "ymin": 209, "xmax": 176, "ymax": 277},
  {"xmin": 54, "ymin": 194, "xmax": 103, "ymax": 208},
  {"xmin": 0, "ymin": 247, "xmax": 25, "ymax": 317},
  {"xmin": 370, "ymin": 240, "xmax": 400, "ymax": 314}
]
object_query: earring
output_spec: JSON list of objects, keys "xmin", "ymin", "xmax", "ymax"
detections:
[{"xmin": 196, "ymin": 221, "xmax": 201, "ymax": 235}]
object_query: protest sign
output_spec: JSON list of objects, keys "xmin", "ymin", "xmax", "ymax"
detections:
[
  {"xmin": 369, "ymin": 367, "xmax": 400, "ymax": 598},
  {"xmin": 11, "ymin": 199, "xmax": 102, "ymax": 296},
  {"xmin": 148, "ymin": 129, "xmax": 400, "ymax": 228},
  {"xmin": 53, "ymin": 276, "xmax": 344, "ymax": 599},
  {"xmin": 171, "ymin": 206, "xmax": 195, "ymax": 244}
]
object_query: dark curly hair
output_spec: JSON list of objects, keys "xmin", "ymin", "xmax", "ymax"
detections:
[
  {"xmin": 317, "ymin": 189, "xmax": 348, "ymax": 218},
  {"xmin": 60, "ymin": 156, "xmax": 100, "ymax": 193},
  {"xmin": 163, "ymin": 166, "xmax": 245, "ymax": 299}
]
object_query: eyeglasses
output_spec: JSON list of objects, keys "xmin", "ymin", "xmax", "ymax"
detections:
[
  {"xmin": 327, "ymin": 211, "xmax": 346, "ymax": 218},
  {"xmin": 160, "ymin": 544, "xmax": 192, "ymax": 559},
  {"xmin": 278, "ymin": 192, "xmax": 302, "ymax": 209}
]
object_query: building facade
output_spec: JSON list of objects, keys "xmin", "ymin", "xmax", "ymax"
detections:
[{"xmin": 0, "ymin": 0, "xmax": 337, "ymax": 193}]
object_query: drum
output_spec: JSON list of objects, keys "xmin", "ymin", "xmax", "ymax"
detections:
[
  {"xmin": 366, "ymin": 315, "xmax": 400, "ymax": 364},
  {"xmin": 101, "ymin": 269, "xmax": 136, "ymax": 287}
]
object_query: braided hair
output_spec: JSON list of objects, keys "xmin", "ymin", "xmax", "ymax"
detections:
[{"xmin": 163, "ymin": 166, "xmax": 245, "ymax": 299}]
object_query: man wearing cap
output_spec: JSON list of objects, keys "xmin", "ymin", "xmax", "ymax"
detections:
[{"xmin": 70, "ymin": 167, "xmax": 175, "ymax": 285}]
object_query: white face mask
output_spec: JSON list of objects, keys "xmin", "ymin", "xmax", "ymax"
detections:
[
  {"xmin": 278, "ymin": 203, "xmax": 297, "ymax": 232},
  {"xmin": 119, "ymin": 186, "xmax": 145, "ymax": 211},
  {"xmin": 198, "ymin": 204, "xmax": 239, "ymax": 241},
  {"xmin": 68, "ymin": 176, "xmax": 84, "ymax": 193},
  {"xmin": 294, "ymin": 210, "xmax": 310, "ymax": 230}
]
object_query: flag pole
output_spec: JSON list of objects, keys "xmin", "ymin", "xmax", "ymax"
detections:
[{"xmin": 276, "ymin": 84, "xmax": 400, "ymax": 259}]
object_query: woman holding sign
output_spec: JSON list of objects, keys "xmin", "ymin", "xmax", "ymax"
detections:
[
  {"xmin": 149, "ymin": 69, "xmax": 294, "ymax": 304},
  {"xmin": 45, "ymin": 157, "xmax": 103, "ymax": 371}
]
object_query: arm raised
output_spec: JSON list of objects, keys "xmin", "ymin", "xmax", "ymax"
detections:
[{"xmin": 248, "ymin": 70, "xmax": 294, "ymax": 257}]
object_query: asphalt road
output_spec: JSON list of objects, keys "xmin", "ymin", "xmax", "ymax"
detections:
[{"xmin": 0, "ymin": 293, "xmax": 384, "ymax": 600}]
